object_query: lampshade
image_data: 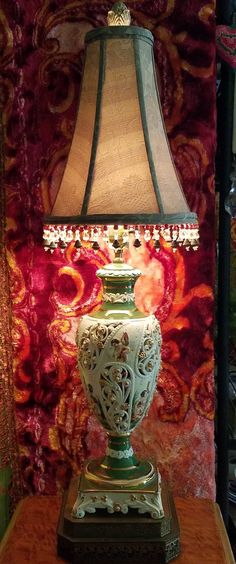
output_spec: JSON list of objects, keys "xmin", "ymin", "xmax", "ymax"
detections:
[{"xmin": 43, "ymin": 9, "xmax": 198, "ymax": 251}]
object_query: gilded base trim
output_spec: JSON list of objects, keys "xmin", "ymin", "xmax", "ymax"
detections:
[{"xmin": 72, "ymin": 469, "xmax": 164, "ymax": 520}]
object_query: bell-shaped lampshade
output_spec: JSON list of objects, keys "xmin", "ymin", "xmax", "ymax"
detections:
[{"xmin": 44, "ymin": 14, "xmax": 198, "ymax": 250}]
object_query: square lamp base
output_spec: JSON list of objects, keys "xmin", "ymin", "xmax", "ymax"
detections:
[{"xmin": 57, "ymin": 476, "xmax": 180, "ymax": 563}]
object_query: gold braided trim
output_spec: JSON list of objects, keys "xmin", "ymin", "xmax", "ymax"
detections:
[{"xmin": 0, "ymin": 110, "xmax": 23, "ymax": 506}]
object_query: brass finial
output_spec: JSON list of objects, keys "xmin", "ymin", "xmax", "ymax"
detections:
[{"xmin": 107, "ymin": 2, "xmax": 131, "ymax": 26}]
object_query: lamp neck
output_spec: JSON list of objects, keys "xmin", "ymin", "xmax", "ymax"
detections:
[{"xmin": 96, "ymin": 261, "xmax": 141, "ymax": 313}]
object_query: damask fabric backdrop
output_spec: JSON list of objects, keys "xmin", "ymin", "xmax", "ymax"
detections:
[{"xmin": 2, "ymin": 1, "xmax": 216, "ymax": 498}]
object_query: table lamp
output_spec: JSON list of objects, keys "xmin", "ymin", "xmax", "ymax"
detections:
[{"xmin": 43, "ymin": 3, "xmax": 198, "ymax": 562}]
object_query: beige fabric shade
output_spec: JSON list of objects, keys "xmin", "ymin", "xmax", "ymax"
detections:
[{"xmin": 45, "ymin": 25, "xmax": 197, "ymax": 229}]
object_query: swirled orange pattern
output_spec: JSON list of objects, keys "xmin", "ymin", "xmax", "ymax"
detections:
[{"xmin": 2, "ymin": 0, "xmax": 215, "ymax": 499}]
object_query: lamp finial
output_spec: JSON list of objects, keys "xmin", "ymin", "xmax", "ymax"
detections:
[{"xmin": 107, "ymin": 2, "xmax": 131, "ymax": 26}]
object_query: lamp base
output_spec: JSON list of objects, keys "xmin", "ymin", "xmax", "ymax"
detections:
[
  {"xmin": 57, "ymin": 477, "xmax": 180, "ymax": 563},
  {"xmin": 72, "ymin": 462, "xmax": 163, "ymax": 519}
]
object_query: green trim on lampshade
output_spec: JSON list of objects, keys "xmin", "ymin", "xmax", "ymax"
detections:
[
  {"xmin": 81, "ymin": 40, "xmax": 106, "ymax": 215},
  {"xmin": 44, "ymin": 211, "xmax": 198, "ymax": 225},
  {"xmin": 152, "ymin": 48, "xmax": 162, "ymax": 112},
  {"xmin": 85, "ymin": 26, "xmax": 154, "ymax": 46},
  {"xmin": 134, "ymin": 37, "xmax": 164, "ymax": 214},
  {"xmin": 0, "ymin": 465, "xmax": 12, "ymax": 540}
]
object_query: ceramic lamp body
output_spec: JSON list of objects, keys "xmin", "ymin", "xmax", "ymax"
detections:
[
  {"xmin": 74, "ymin": 262, "xmax": 164, "ymax": 519},
  {"xmin": 77, "ymin": 312, "xmax": 161, "ymax": 434},
  {"xmin": 76, "ymin": 262, "xmax": 162, "ymax": 490}
]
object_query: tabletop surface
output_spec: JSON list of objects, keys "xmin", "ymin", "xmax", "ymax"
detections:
[{"xmin": 0, "ymin": 495, "xmax": 234, "ymax": 563}]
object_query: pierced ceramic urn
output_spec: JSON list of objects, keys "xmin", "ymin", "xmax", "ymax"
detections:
[{"xmin": 74, "ymin": 261, "xmax": 164, "ymax": 519}]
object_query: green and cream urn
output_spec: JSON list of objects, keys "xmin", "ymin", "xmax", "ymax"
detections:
[{"xmin": 74, "ymin": 260, "xmax": 164, "ymax": 519}]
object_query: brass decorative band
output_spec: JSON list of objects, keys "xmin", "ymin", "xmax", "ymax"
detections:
[
  {"xmin": 100, "ymin": 463, "xmax": 138, "ymax": 471},
  {"xmin": 84, "ymin": 461, "xmax": 156, "ymax": 487}
]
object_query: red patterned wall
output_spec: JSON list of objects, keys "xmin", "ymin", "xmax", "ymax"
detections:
[{"xmin": 1, "ymin": 0, "xmax": 216, "ymax": 498}]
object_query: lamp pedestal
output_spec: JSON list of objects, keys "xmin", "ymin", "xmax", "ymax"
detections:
[{"xmin": 72, "ymin": 458, "xmax": 162, "ymax": 519}]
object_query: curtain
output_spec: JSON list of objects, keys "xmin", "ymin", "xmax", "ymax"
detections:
[{"xmin": 1, "ymin": 0, "xmax": 216, "ymax": 500}]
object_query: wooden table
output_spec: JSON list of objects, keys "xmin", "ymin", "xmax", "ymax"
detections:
[{"xmin": 0, "ymin": 495, "xmax": 234, "ymax": 563}]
